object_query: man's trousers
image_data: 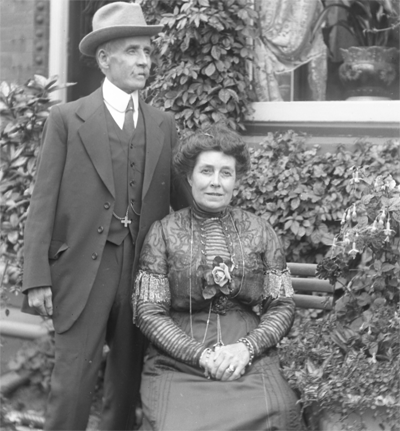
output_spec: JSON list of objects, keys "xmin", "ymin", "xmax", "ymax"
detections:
[{"xmin": 44, "ymin": 237, "xmax": 145, "ymax": 430}]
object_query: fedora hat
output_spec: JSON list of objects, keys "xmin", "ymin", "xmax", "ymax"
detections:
[{"xmin": 79, "ymin": 2, "xmax": 163, "ymax": 57}]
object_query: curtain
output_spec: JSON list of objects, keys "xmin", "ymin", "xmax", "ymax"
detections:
[{"xmin": 254, "ymin": 0, "xmax": 327, "ymax": 101}]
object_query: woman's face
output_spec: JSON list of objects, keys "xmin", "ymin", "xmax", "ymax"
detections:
[{"xmin": 188, "ymin": 150, "xmax": 236, "ymax": 213}]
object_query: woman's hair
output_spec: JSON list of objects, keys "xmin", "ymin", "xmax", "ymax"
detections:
[{"xmin": 173, "ymin": 123, "xmax": 250, "ymax": 178}]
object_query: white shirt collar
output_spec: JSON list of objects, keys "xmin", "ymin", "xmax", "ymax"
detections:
[{"xmin": 102, "ymin": 78, "xmax": 139, "ymax": 113}]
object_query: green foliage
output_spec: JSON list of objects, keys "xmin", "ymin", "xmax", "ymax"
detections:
[
  {"xmin": 6, "ymin": 332, "xmax": 106, "ymax": 400},
  {"xmin": 0, "ymin": 75, "xmax": 72, "ymax": 297},
  {"xmin": 141, "ymin": 0, "xmax": 258, "ymax": 131},
  {"xmin": 7, "ymin": 334, "xmax": 55, "ymax": 392},
  {"xmin": 232, "ymin": 131, "xmax": 400, "ymax": 263},
  {"xmin": 280, "ymin": 310, "xmax": 400, "ymax": 430},
  {"xmin": 0, "ymin": 398, "xmax": 18, "ymax": 430},
  {"xmin": 279, "ymin": 171, "xmax": 400, "ymax": 430}
]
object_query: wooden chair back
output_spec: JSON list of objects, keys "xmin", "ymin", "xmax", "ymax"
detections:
[{"xmin": 287, "ymin": 263, "xmax": 335, "ymax": 310}]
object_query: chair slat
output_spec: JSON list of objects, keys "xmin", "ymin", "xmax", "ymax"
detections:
[
  {"xmin": 291, "ymin": 278, "xmax": 334, "ymax": 293},
  {"xmin": 287, "ymin": 262, "xmax": 335, "ymax": 310},
  {"xmin": 293, "ymin": 294, "xmax": 333, "ymax": 310},
  {"xmin": 287, "ymin": 263, "xmax": 317, "ymax": 277}
]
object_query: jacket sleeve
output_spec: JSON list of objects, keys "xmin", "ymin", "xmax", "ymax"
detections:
[
  {"xmin": 241, "ymin": 221, "xmax": 296, "ymax": 357},
  {"xmin": 133, "ymin": 220, "xmax": 205, "ymax": 366},
  {"xmin": 22, "ymin": 105, "xmax": 67, "ymax": 292}
]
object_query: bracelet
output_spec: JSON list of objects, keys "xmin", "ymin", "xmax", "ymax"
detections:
[
  {"xmin": 237, "ymin": 337, "xmax": 255, "ymax": 366},
  {"xmin": 199, "ymin": 348, "xmax": 212, "ymax": 370}
]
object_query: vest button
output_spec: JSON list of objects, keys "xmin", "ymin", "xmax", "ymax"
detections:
[
  {"xmin": 129, "ymin": 180, "xmax": 134, "ymax": 187},
  {"xmin": 97, "ymin": 226, "xmax": 104, "ymax": 233},
  {"xmin": 92, "ymin": 253, "xmax": 98, "ymax": 260},
  {"xmin": 104, "ymin": 202, "xmax": 110, "ymax": 209}
]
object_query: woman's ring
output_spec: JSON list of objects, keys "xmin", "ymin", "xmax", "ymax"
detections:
[{"xmin": 227, "ymin": 365, "xmax": 235, "ymax": 373}]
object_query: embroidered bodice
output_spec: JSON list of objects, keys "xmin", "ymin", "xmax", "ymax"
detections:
[{"xmin": 134, "ymin": 206, "xmax": 295, "ymax": 366}]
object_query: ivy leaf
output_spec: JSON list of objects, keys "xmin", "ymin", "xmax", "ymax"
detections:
[
  {"xmin": 357, "ymin": 292, "xmax": 372, "ymax": 307},
  {"xmin": 218, "ymin": 89, "xmax": 231, "ymax": 104},
  {"xmin": 382, "ymin": 263, "xmax": 395, "ymax": 272},
  {"xmin": 165, "ymin": 91, "xmax": 178, "ymax": 99},
  {"xmin": 291, "ymin": 198, "xmax": 300, "ymax": 210},
  {"xmin": 0, "ymin": 81, "xmax": 11, "ymax": 97},
  {"xmin": 10, "ymin": 213, "xmax": 19, "ymax": 228},
  {"xmin": 211, "ymin": 46, "xmax": 221, "ymax": 60},
  {"xmin": 290, "ymin": 221, "xmax": 300, "ymax": 235},
  {"xmin": 7, "ymin": 231, "xmax": 19, "ymax": 244},
  {"xmin": 0, "ymin": 100, "xmax": 9, "ymax": 113},
  {"xmin": 204, "ymin": 63, "xmax": 216, "ymax": 77}
]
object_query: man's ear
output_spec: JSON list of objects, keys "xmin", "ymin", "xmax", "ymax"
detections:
[{"xmin": 97, "ymin": 48, "xmax": 109, "ymax": 70}]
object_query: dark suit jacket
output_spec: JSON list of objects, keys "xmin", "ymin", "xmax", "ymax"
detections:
[{"xmin": 22, "ymin": 88, "xmax": 188, "ymax": 333}]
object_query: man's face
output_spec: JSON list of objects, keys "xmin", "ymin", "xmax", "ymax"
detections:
[{"xmin": 100, "ymin": 36, "xmax": 152, "ymax": 93}]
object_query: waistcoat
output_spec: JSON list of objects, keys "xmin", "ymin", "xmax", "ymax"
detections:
[{"xmin": 105, "ymin": 104, "xmax": 146, "ymax": 245}]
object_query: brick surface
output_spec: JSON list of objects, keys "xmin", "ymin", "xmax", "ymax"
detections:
[{"xmin": 0, "ymin": 0, "xmax": 39, "ymax": 83}]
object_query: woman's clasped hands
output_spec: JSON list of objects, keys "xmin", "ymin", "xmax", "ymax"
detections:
[{"xmin": 200, "ymin": 342, "xmax": 250, "ymax": 381}]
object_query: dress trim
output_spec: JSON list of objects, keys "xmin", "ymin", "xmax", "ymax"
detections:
[
  {"xmin": 132, "ymin": 270, "xmax": 171, "ymax": 324},
  {"xmin": 263, "ymin": 269, "xmax": 294, "ymax": 299}
]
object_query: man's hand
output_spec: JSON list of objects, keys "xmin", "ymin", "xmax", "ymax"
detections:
[{"xmin": 27, "ymin": 287, "xmax": 53, "ymax": 317}]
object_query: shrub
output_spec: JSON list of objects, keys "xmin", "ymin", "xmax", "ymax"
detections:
[
  {"xmin": 141, "ymin": 0, "xmax": 258, "ymax": 131},
  {"xmin": 0, "ymin": 75, "xmax": 71, "ymax": 298},
  {"xmin": 279, "ymin": 171, "xmax": 400, "ymax": 430},
  {"xmin": 232, "ymin": 131, "xmax": 400, "ymax": 263}
]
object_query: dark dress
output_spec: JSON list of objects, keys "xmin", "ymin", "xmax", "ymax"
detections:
[{"xmin": 133, "ymin": 206, "xmax": 304, "ymax": 430}]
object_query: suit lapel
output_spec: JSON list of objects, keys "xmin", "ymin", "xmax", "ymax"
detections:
[
  {"xmin": 140, "ymin": 100, "xmax": 164, "ymax": 199},
  {"xmin": 77, "ymin": 89, "xmax": 115, "ymax": 198}
]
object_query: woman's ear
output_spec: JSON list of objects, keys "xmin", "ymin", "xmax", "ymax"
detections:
[{"xmin": 187, "ymin": 175, "xmax": 192, "ymax": 187}]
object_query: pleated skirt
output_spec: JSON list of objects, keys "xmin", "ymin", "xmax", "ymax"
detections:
[{"xmin": 139, "ymin": 306, "xmax": 304, "ymax": 431}]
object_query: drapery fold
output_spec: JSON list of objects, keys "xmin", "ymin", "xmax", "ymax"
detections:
[{"xmin": 254, "ymin": 0, "xmax": 327, "ymax": 101}]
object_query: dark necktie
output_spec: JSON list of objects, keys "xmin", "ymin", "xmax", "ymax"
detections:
[{"xmin": 123, "ymin": 97, "xmax": 135, "ymax": 136}]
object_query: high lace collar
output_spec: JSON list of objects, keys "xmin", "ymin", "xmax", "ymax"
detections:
[{"xmin": 191, "ymin": 200, "xmax": 230, "ymax": 220}]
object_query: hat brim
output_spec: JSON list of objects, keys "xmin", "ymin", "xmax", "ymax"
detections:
[{"xmin": 79, "ymin": 25, "xmax": 163, "ymax": 57}]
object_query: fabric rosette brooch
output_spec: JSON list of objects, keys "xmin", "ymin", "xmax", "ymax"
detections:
[{"xmin": 199, "ymin": 256, "xmax": 235, "ymax": 300}]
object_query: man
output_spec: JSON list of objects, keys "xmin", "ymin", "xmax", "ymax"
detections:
[{"xmin": 22, "ymin": 2, "xmax": 189, "ymax": 430}]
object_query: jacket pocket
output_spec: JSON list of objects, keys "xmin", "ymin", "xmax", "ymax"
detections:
[{"xmin": 48, "ymin": 240, "xmax": 69, "ymax": 260}]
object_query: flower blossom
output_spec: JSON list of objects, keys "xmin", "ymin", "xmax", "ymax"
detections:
[
  {"xmin": 369, "ymin": 220, "xmax": 378, "ymax": 232},
  {"xmin": 350, "ymin": 168, "xmax": 360, "ymax": 184},
  {"xmin": 212, "ymin": 263, "xmax": 232, "ymax": 287},
  {"xmin": 348, "ymin": 242, "xmax": 360, "ymax": 258},
  {"xmin": 384, "ymin": 175, "xmax": 396, "ymax": 191}
]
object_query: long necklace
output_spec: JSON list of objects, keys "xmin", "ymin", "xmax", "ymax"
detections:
[
  {"xmin": 189, "ymin": 208, "xmax": 246, "ymax": 344},
  {"xmin": 228, "ymin": 212, "xmax": 245, "ymax": 299}
]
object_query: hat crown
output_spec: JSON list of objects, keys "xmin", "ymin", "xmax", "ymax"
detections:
[
  {"xmin": 79, "ymin": 1, "xmax": 162, "ymax": 56},
  {"xmin": 93, "ymin": 2, "xmax": 147, "ymax": 31}
]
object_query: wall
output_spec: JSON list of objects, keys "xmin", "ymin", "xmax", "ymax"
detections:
[{"xmin": 0, "ymin": 0, "xmax": 49, "ymax": 84}]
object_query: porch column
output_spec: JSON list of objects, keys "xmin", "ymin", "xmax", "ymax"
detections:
[{"xmin": 49, "ymin": 0, "xmax": 69, "ymax": 103}]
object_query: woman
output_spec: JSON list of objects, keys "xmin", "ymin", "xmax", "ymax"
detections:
[{"xmin": 133, "ymin": 124, "xmax": 304, "ymax": 430}]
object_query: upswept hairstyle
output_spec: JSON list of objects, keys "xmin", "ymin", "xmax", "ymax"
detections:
[{"xmin": 173, "ymin": 123, "xmax": 250, "ymax": 179}]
